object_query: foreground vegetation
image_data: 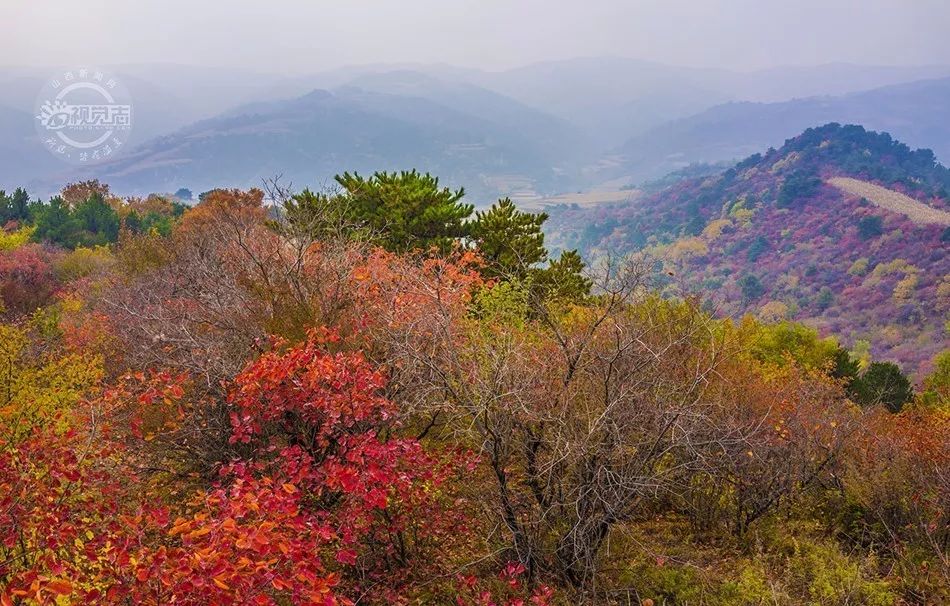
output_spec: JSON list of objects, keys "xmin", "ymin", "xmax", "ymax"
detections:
[{"xmin": 0, "ymin": 173, "xmax": 947, "ymax": 604}]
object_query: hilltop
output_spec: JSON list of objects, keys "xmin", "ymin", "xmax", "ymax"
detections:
[
  {"xmin": 600, "ymin": 76, "xmax": 950, "ymax": 184},
  {"xmin": 547, "ymin": 123, "xmax": 950, "ymax": 376},
  {"xmin": 31, "ymin": 84, "xmax": 581, "ymax": 202}
]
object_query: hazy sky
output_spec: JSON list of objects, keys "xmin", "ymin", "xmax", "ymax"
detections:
[{"xmin": 4, "ymin": 0, "xmax": 950, "ymax": 73}]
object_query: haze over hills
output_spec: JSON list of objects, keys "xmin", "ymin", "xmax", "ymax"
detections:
[
  {"xmin": 457, "ymin": 58, "xmax": 950, "ymax": 147},
  {"xmin": 4, "ymin": 58, "xmax": 950, "ymax": 198},
  {"xmin": 38, "ymin": 85, "xmax": 581, "ymax": 202},
  {"xmin": 546, "ymin": 123, "xmax": 950, "ymax": 376},
  {"xmin": 603, "ymin": 76, "xmax": 950, "ymax": 184}
]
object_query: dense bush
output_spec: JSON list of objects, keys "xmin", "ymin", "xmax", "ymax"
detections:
[{"xmin": 0, "ymin": 175, "xmax": 945, "ymax": 605}]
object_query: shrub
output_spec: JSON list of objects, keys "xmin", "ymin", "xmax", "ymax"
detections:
[
  {"xmin": 0, "ymin": 244, "xmax": 59, "ymax": 315},
  {"xmin": 857, "ymin": 215, "xmax": 884, "ymax": 240}
]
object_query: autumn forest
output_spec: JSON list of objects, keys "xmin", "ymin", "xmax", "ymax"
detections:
[{"xmin": 0, "ymin": 166, "xmax": 947, "ymax": 605}]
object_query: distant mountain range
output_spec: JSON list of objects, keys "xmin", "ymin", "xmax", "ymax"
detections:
[
  {"xmin": 3, "ymin": 58, "xmax": 950, "ymax": 201},
  {"xmin": 604, "ymin": 77, "xmax": 950, "ymax": 184},
  {"xmin": 45, "ymin": 86, "xmax": 581, "ymax": 202},
  {"xmin": 546, "ymin": 124, "xmax": 950, "ymax": 377}
]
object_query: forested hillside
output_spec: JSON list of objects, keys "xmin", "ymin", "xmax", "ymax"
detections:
[
  {"xmin": 548, "ymin": 124, "xmax": 950, "ymax": 376},
  {"xmin": 1, "ymin": 167, "xmax": 947, "ymax": 605}
]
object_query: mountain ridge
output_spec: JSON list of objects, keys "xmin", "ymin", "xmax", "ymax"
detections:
[{"xmin": 547, "ymin": 123, "xmax": 950, "ymax": 376}]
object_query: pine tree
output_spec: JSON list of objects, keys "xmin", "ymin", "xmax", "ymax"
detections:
[
  {"xmin": 532, "ymin": 250, "xmax": 592, "ymax": 303},
  {"xmin": 470, "ymin": 197, "xmax": 548, "ymax": 279},
  {"xmin": 335, "ymin": 170, "xmax": 473, "ymax": 253}
]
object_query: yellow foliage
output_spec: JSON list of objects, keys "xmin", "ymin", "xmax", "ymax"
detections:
[
  {"xmin": 852, "ymin": 340, "xmax": 872, "ymax": 370},
  {"xmin": 0, "ymin": 226, "xmax": 35, "ymax": 251},
  {"xmin": 769, "ymin": 151, "xmax": 800, "ymax": 173},
  {"xmin": 701, "ymin": 219, "xmax": 732, "ymax": 241},
  {"xmin": 732, "ymin": 208, "xmax": 754, "ymax": 226},
  {"xmin": 0, "ymin": 324, "xmax": 103, "ymax": 435},
  {"xmin": 758, "ymin": 301, "xmax": 790, "ymax": 323},
  {"xmin": 892, "ymin": 274, "xmax": 918, "ymax": 302},
  {"xmin": 668, "ymin": 237, "xmax": 709, "ymax": 260},
  {"xmin": 863, "ymin": 258, "xmax": 917, "ymax": 288},
  {"xmin": 54, "ymin": 246, "xmax": 116, "ymax": 282},
  {"xmin": 847, "ymin": 258, "xmax": 869, "ymax": 276},
  {"xmin": 871, "ymin": 258, "xmax": 917, "ymax": 278},
  {"xmin": 937, "ymin": 276, "xmax": 950, "ymax": 311}
]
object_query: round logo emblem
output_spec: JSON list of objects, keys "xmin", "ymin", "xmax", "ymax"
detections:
[{"xmin": 34, "ymin": 67, "xmax": 134, "ymax": 165}]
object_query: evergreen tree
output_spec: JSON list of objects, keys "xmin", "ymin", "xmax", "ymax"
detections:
[
  {"xmin": 73, "ymin": 193, "xmax": 120, "ymax": 246},
  {"xmin": 31, "ymin": 197, "xmax": 77, "ymax": 247},
  {"xmin": 124, "ymin": 210, "xmax": 144, "ymax": 234},
  {"xmin": 281, "ymin": 188, "xmax": 352, "ymax": 241},
  {"xmin": 738, "ymin": 274, "xmax": 764, "ymax": 303},
  {"xmin": 0, "ymin": 188, "xmax": 31, "ymax": 225},
  {"xmin": 30, "ymin": 193, "xmax": 120, "ymax": 248},
  {"xmin": 850, "ymin": 361, "xmax": 914, "ymax": 413},
  {"xmin": 335, "ymin": 170, "xmax": 473, "ymax": 253},
  {"xmin": 0, "ymin": 190, "xmax": 10, "ymax": 225},
  {"xmin": 470, "ymin": 198, "xmax": 548, "ymax": 279},
  {"xmin": 10, "ymin": 188, "xmax": 30, "ymax": 222},
  {"xmin": 531, "ymin": 250, "xmax": 592, "ymax": 303}
]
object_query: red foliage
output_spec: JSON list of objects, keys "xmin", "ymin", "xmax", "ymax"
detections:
[
  {"xmin": 0, "ymin": 412, "xmax": 137, "ymax": 605},
  {"xmin": 117, "ymin": 330, "xmax": 480, "ymax": 604},
  {"xmin": 0, "ymin": 244, "xmax": 59, "ymax": 315}
]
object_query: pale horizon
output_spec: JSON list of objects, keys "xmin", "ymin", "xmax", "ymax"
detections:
[{"xmin": 4, "ymin": 0, "xmax": 950, "ymax": 74}]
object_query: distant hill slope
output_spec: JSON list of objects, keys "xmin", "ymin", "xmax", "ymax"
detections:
[
  {"xmin": 460, "ymin": 58, "xmax": 950, "ymax": 148},
  {"xmin": 47, "ymin": 86, "xmax": 580, "ymax": 202},
  {"xmin": 607, "ymin": 77, "xmax": 950, "ymax": 184},
  {"xmin": 547, "ymin": 124, "xmax": 950, "ymax": 376},
  {"xmin": 6, "ymin": 60, "xmax": 950, "ymax": 194}
]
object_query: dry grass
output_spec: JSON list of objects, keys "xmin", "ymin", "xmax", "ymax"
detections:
[{"xmin": 827, "ymin": 176, "xmax": 950, "ymax": 226}]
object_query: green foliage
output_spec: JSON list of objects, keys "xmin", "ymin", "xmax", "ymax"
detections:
[
  {"xmin": 335, "ymin": 170, "xmax": 473, "ymax": 253},
  {"xmin": 0, "ymin": 188, "xmax": 32, "ymax": 225},
  {"xmin": 280, "ymin": 188, "xmax": 353, "ymax": 241},
  {"xmin": 628, "ymin": 561, "xmax": 706, "ymax": 604},
  {"xmin": 739, "ymin": 274, "xmax": 765, "ymax": 302},
  {"xmin": 471, "ymin": 280, "xmax": 530, "ymax": 326},
  {"xmin": 124, "ymin": 209, "xmax": 174, "ymax": 237},
  {"xmin": 73, "ymin": 194, "xmax": 120, "ymax": 243},
  {"xmin": 31, "ymin": 194, "xmax": 120, "ymax": 249},
  {"xmin": 784, "ymin": 538, "xmax": 897, "ymax": 606},
  {"xmin": 530, "ymin": 249, "xmax": 592, "ymax": 303},
  {"xmin": 831, "ymin": 346, "xmax": 861, "ymax": 385},
  {"xmin": 815, "ymin": 286, "xmax": 834, "ymax": 311},
  {"xmin": 750, "ymin": 321, "xmax": 839, "ymax": 371},
  {"xmin": 850, "ymin": 361, "xmax": 914, "ymax": 412},
  {"xmin": 718, "ymin": 565, "xmax": 775, "ymax": 605},
  {"xmin": 746, "ymin": 235, "xmax": 770, "ymax": 262},
  {"xmin": 919, "ymin": 349, "xmax": 950, "ymax": 408},
  {"xmin": 856, "ymin": 215, "xmax": 884, "ymax": 240},
  {"xmin": 778, "ymin": 172, "xmax": 822, "ymax": 208},
  {"xmin": 470, "ymin": 198, "xmax": 548, "ymax": 279}
]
